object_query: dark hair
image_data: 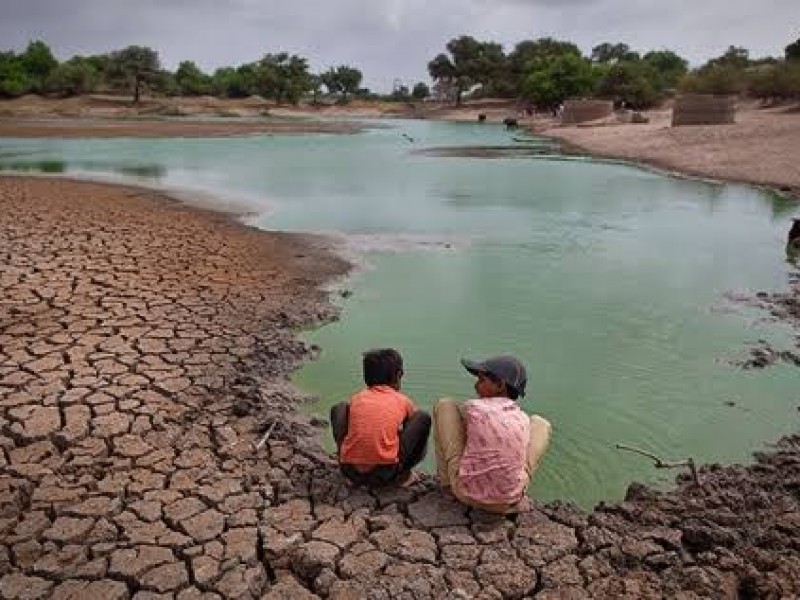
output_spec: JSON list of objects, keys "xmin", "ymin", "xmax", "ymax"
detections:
[
  {"xmin": 485, "ymin": 371, "xmax": 521, "ymax": 401},
  {"xmin": 363, "ymin": 348, "xmax": 404, "ymax": 387}
]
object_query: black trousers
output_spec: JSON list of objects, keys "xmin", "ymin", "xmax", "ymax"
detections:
[{"xmin": 330, "ymin": 401, "xmax": 431, "ymax": 487}]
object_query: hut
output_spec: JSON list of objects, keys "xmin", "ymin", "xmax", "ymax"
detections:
[
  {"xmin": 560, "ymin": 100, "xmax": 613, "ymax": 124},
  {"xmin": 672, "ymin": 94, "xmax": 735, "ymax": 126}
]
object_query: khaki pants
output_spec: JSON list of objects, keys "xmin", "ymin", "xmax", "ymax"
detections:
[{"xmin": 433, "ymin": 398, "xmax": 551, "ymax": 513}]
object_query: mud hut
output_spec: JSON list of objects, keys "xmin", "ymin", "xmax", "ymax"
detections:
[
  {"xmin": 561, "ymin": 100, "xmax": 613, "ymax": 124},
  {"xmin": 672, "ymin": 94, "xmax": 735, "ymax": 126}
]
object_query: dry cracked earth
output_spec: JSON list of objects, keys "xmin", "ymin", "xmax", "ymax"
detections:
[{"xmin": 1, "ymin": 176, "xmax": 799, "ymax": 600}]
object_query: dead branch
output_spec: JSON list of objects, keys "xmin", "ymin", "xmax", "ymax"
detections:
[{"xmin": 615, "ymin": 443, "xmax": 701, "ymax": 487}]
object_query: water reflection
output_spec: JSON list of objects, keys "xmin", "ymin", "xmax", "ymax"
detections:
[{"xmin": 0, "ymin": 159, "xmax": 166, "ymax": 180}]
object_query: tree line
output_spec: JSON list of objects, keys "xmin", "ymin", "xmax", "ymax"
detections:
[
  {"xmin": 0, "ymin": 41, "xmax": 376, "ymax": 104},
  {"xmin": 427, "ymin": 34, "xmax": 800, "ymax": 109},
  {"xmin": 1, "ymin": 34, "xmax": 799, "ymax": 108}
]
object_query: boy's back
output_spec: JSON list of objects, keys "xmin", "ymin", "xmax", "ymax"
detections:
[{"xmin": 340, "ymin": 385, "xmax": 414, "ymax": 467}]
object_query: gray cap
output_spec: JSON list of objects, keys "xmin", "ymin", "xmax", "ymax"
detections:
[{"xmin": 461, "ymin": 355, "xmax": 527, "ymax": 397}]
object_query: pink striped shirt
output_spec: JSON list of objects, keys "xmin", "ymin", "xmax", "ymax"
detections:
[{"xmin": 458, "ymin": 397, "xmax": 530, "ymax": 504}]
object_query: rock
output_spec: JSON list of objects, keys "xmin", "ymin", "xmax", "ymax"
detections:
[
  {"xmin": 140, "ymin": 562, "xmax": 189, "ymax": 593},
  {"xmin": 407, "ymin": 493, "xmax": 470, "ymax": 528},
  {"xmin": 181, "ymin": 509, "xmax": 225, "ymax": 543},
  {"xmin": 292, "ymin": 541, "xmax": 340, "ymax": 580},
  {"xmin": 0, "ymin": 573, "xmax": 53, "ymax": 599}
]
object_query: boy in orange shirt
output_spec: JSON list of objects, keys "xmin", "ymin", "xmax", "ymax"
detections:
[{"xmin": 330, "ymin": 348, "xmax": 431, "ymax": 487}]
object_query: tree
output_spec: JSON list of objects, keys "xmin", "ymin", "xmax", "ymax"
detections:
[
  {"xmin": 508, "ymin": 38, "xmax": 582, "ymax": 95},
  {"xmin": 108, "ymin": 46, "xmax": 160, "ymax": 102},
  {"xmin": 336, "ymin": 66, "xmax": 362, "ymax": 102},
  {"xmin": 45, "ymin": 57, "xmax": 100, "ymax": 96},
  {"xmin": 411, "ymin": 82, "xmax": 430, "ymax": 100},
  {"xmin": 427, "ymin": 36, "xmax": 506, "ymax": 105},
  {"xmin": 786, "ymin": 35, "xmax": 800, "ymax": 61},
  {"xmin": 591, "ymin": 42, "xmax": 640, "ymax": 64},
  {"xmin": 521, "ymin": 54, "xmax": 596, "ymax": 110},
  {"xmin": 175, "ymin": 61, "xmax": 210, "ymax": 96},
  {"xmin": 596, "ymin": 60, "xmax": 658, "ymax": 108},
  {"xmin": 706, "ymin": 46, "xmax": 750, "ymax": 70},
  {"xmin": 0, "ymin": 51, "xmax": 32, "ymax": 97},
  {"xmin": 643, "ymin": 50, "xmax": 688, "ymax": 93},
  {"xmin": 679, "ymin": 65, "xmax": 746, "ymax": 95},
  {"xmin": 321, "ymin": 65, "xmax": 362, "ymax": 103},
  {"xmin": 19, "ymin": 40, "xmax": 57, "ymax": 91}
]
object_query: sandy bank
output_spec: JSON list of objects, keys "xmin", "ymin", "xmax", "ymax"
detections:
[
  {"xmin": 539, "ymin": 104, "xmax": 800, "ymax": 198},
  {"xmin": 0, "ymin": 117, "xmax": 366, "ymax": 139},
  {"xmin": 1, "ymin": 175, "xmax": 799, "ymax": 598}
]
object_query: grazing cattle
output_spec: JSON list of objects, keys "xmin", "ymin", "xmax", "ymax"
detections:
[{"xmin": 503, "ymin": 117, "xmax": 518, "ymax": 129}]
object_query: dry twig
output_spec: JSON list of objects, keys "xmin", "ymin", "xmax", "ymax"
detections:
[{"xmin": 615, "ymin": 443, "xmax": 701, "ymax": 487}]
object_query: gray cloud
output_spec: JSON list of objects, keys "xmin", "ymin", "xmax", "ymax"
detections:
[{"xmin": 1, "ymin": 0, "xmax": 796, "ymax": 91}]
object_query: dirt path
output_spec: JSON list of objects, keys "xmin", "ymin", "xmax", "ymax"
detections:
[{"xmin": 1, "ymin": 176, "xmax": 799, "ymax": 599}]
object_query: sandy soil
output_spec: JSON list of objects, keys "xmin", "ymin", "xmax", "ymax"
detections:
[
  {"xmin": 1, "ymin": 175, "xmax": 799, "ymax": 599},
  {"xmin": 0, "ymin": 118, "xmax": 367, "ymax": 139},
  {"xmin": 540, "ymin": 103, "xmax": 800, "ymax": 197}
]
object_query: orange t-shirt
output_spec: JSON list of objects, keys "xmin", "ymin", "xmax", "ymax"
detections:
[{"xmin": 339, "ymin": 385, "xmax": 415, "ymax": 467}]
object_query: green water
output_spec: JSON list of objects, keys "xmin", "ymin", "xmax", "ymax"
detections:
[{"xmin": 2, "ymin": 119, "xmax": 798, "ymax": 508}]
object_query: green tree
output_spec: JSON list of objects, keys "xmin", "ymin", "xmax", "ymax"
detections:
[
  {"xmin": 175, "ymin": 61, "xmax": 210, "ymax": 96},
  {"xmin": 321, "ymin": 65, "xmax": 362, "ymax": 103},
  {"xmin": 411, "ymin": 82, "xmax": 430, "ymax": 100},
  {"xmin": 45, "ymin": 57, "xmax": 100, "ymax": 96},
  {"xmin": 521, "ymin": 54, "xmax": 597, "ymax": 110},
  {"xmin": 679, "ymin": 65, "xmax": 746, "ymax": 95},
  {"xmin": 320, "ymin": 68, "xmax": 342, "ymax": 96},
  {"xmin": 707, "ymin": 46, "xmax": 750, "ymax": 69},
  {"xmin": 107, "ymin": 46, "xmax": 160, "ymax": 102},
  {"xmin": 507, "ymin": 38, "xmax": 582, "ymax": 95},
  {"xmin": 642, "ymin": 50, "xmax": 688, "ymax": 93},
  {"xmin": 336, "ymin": 66, "xmax": 362, "ymax": 102},
  {"xmin": 786, "ymin": 35, "xmax": 800, "ymax": 61},
  {"xmin": 19, "ymin": 40, "xmax": 58, "ymax": 91},
  {"xmin": 427, "ymin": 36, "xmax": 506, "ymax": 104},
  {"xmin": 596, "ymin": 60, "xmax": 658, "ymax": 108},
  {"xmin": 0, "ymin": 51, "xmax": 32, "ymax": 97},
  {"xmin": 591, "ymin": 42, "xmax": 640, "ymax": 64}
]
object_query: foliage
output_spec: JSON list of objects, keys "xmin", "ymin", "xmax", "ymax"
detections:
[
  {"xmin": 321, "ymin": 65, "xmax": 362, "ymax": 102},
  {"xmin": 175, "ymin": 61, "xmax": 211, "ymax": 96},
  {"xmin": 642, "ymin": 50, "xmax": 688, "ymax": 93},
  {"xmin": 506, "ymin": 38, "xmax": 580, "ymax": 95},
  {"xmin": 596, "ymin": 60, "xmax": 659, "ymax": 108},
  {"xmin": 787, "ymin": 35, "xmax": 800, "ymax": 61},
  {"xmin": 679, "ymin": 65, "xmax": 747, "ymax": 95},
  {"xmin": 428, "ymin": 36, "xmax": 505, "ymax": 104},
  {"xmin": 0, "ymin": 52, "xmax": 32, "ymax": 97},
  {"xmin": 747, "ymin": 61, "xmax": 800, "ymax": 101},
  {"xmin": 45, "ymin": 57, "xmax": 100, "ymax": 96},
  {"xmin": 411, "ymin": 82, "xmax": 430, "ymax": 100},
  {"xmin": 107, "ymin": 46, "xmax": 161, "ymax": 102},
  {"xmin": 19, "ymin": 41, "xmax": 58, "ymax": 91},
  {"xmin": 591, "ymin": 42, "xmax": 640, "ymax": 64},
  {"xmin": 521, "ymin": 54, "xmax": 596, "ymax": 109}
]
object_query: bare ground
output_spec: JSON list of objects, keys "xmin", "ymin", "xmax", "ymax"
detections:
[
  {"xmin": 539, "ymin": 104, "xmax": 800, "ymax": 197},
  {"xmin": 1, "ymin": 176, "xmax": 799, "ymax": 599}
]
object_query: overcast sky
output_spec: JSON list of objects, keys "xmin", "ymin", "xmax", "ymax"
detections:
[{"xmin": 2, "ymin": 0, "xmax": 797, "ymax": 92}]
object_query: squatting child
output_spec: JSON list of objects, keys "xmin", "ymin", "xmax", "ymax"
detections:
[
  {"xmin": 433, "ymin": 354, "xmax": 551, "ymax": 513},
  {"xmin": 330, "ymin": 348, "xmax": 431, "ymax": 487}
]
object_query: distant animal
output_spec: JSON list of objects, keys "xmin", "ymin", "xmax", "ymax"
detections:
[
  {"xmin": 503, "ymin": 117, "xmax": 519, "ymax": 130},
  {"xmin": 787, "ymin": 218, "xmax": 800, "ymax": 261},
  {"xmin": 478, "ymin": 113, "xmax": 487, "ymax": 122},
  {"xmin": 401, "ymin": 133, "xmax": 414, "ymax": 143}
]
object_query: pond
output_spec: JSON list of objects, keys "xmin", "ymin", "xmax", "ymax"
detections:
[{"xmin": 2, "ymin": 118, "xmax": 797, "ymax": 509}]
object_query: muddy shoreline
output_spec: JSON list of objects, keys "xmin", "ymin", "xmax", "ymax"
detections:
[{"xmin": 1, "ymin": 166, "xmax": 799, "ymax": 599}]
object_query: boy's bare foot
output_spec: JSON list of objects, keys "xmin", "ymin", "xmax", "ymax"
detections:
[{"xmin": 398, "ymin": 471, "xmax": 421, "ymax": 487}]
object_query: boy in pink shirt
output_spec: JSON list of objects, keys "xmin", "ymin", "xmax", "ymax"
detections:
[{"xmin": 433, "ymin": 355, "xmax": 551, "ymax": 513}]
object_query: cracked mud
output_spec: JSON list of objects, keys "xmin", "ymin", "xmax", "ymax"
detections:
[{"xmin": 1, "ymin": 176, "xmax": 799, "ymax": 599}]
